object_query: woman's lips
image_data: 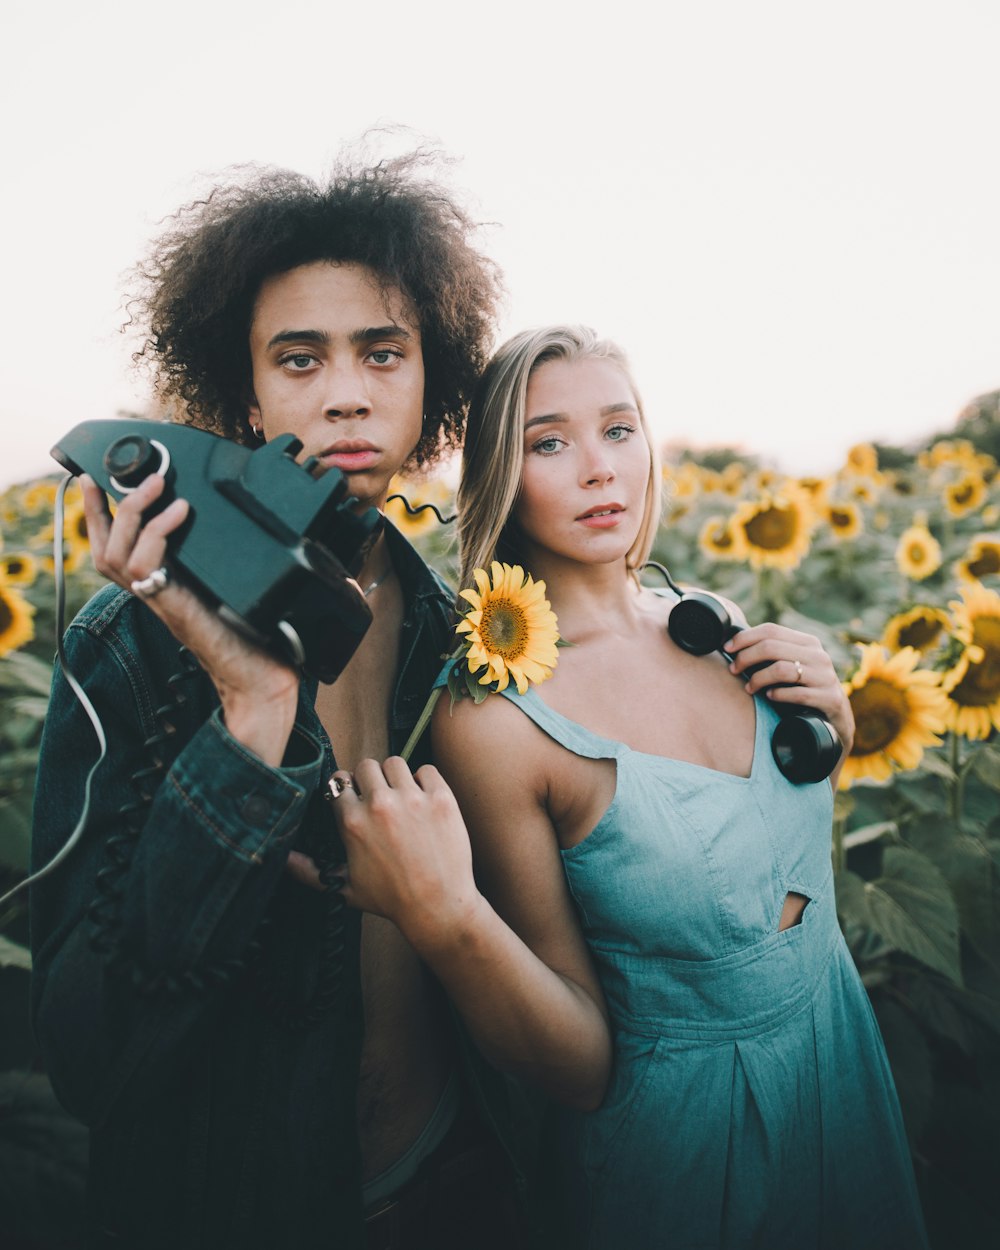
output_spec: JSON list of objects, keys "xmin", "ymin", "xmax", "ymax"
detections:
[{"xmin": 576, "ymin": 505, "xmax": 625, "ymax": 529}]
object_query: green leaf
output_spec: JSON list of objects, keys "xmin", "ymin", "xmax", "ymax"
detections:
[
  {"xmin": 872, "ymin": 996, "xmax": 933, "ymax": 1143},
  {"xmin": 914, "ymin": 750, "xmax": 956, "ymax": 782},
  {"xmin": 0, "ymin": 796, "xmax": 32, "ymax": 873},
  {"xmin": 864, "ymin": 846, "xmax": 962, "ymax": 984},
  {"xmin": 0, "ymin": 649, "xmax": 54, "ymax": 696},
  {"xmin": 0, "ymin": 935, "xmax": 31, "ymax": 970},
  {"xmin": 970, "ymin": 743, "xmax": 1000, "ymax": 791},
  {"xmin": 842, "ymin": 820, "xmax": 898, "ymax": 851}
]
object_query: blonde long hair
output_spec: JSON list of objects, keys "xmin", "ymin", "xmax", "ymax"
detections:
[{"xmin": 457, "ymin": 325, "xmax": 662, "ymax": 593}]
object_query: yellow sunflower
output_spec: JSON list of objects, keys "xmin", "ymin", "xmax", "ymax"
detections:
[
  {"xmin": 881, "ymin": 605, "xmax": 950, "ymax": 655},
  {"xmin": 957, "ymin": 536, "xmax": 1000, "ymax": 582},
  {"xmin": 797, "ymin": 476, "xmax": 830, "ymax": 509},
  {"xmin": 718, "ymin": 463, "xmax": 746, "ymax": 496},
  {"xmin": 20, "ymin": 480, "xmax": 59, "ymax": 515},
  {"xmin": 895, "ymin": 523, "xmax": 942, "ymax": 581},
  {"xmin": 0, "ymin": 552, "xmax": 39, "ymax": 587},
  {"xmin": 0, "ymin": 581, "xmax": 36, "ymax": 657},
  {"xmin": 732, "ymin": 488, "xmax": 813, "ymax": 570},
  {"xmin": 457, "ymin": 562, "xmax": 560, "ymax": 694},
  {"xmin": 944, "ymin": 474, "xmax": 987, "ymax": 518},
  {"xmin": 940, "ymin": 583, "xmax": 1000, "ymax": 739},
  {"xmin": 36, "ymin": 496, "xmax": 91, "ymax": 574},
  {"xmin": 845, "ymin": 443, "xmax": 879, "ymax": 476},
  {"xmin": 839, "ymin": 644, "xmax": 950, "ymax": 788},
  {"xmin": 826, "ymin": 501, "xmax": 863, "ymax": 541},
  {"xmin": 662, "ymin": 461, "xmax": 701, "ymax": 500},
  {"xmin": 748, "ymin": 467, "xmax": 785, "ymax": 494},
  {"xmin": 698, "ymin": 515, "xmax": 747, "ymax": 562},
  {"xmin": 399, "ymin": 562, "xmax": 563, "ymax": 761}
]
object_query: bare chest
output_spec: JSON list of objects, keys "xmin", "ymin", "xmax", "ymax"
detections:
[{"xmin": 313, "ymin": 584, "xmax": 402, "ymax": 769}]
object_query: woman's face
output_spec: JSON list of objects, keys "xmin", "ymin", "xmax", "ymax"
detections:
[{"xmin": 514, "ymin": 356, "xmax": 651, "ymax": 569}]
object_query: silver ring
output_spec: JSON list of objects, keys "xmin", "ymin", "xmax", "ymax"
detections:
[
  {"xmin": 326, "ymin": 774, "xmax": 354, "ymax": 801},
  {"xmin": 130, "ymin": 566, "xmax": 170, "ymax": 599},
  {"xmin": 794, "ymin": 660, "xmax": 804, "ymax": 683}
]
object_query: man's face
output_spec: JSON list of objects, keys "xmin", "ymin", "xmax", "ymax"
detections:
[{"xmin": 248, "ymin": 261, "xmax": 424, "ymax": 510}]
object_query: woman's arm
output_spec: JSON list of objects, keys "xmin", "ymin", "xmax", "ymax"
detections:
[{"xmin": 327, "ymin": 694, "xmax": 611, "ymax": 1110}]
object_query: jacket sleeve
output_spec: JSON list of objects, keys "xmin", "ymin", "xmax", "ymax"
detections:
[{"xmin": 29, "ymin": 603, "xmax": 324, "ymax": 1127}]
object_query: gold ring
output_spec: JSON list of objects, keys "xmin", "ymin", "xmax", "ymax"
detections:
[{"xmin": 794, "ymin": 660, "xmax": 804, "ymax": 683}]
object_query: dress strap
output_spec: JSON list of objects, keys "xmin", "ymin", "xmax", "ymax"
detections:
[{"xmin": 431, "ymin": 662, "xmax": 622, "ymax": 762}]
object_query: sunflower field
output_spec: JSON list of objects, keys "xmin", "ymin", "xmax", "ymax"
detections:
[{"xmin": 2, "ymin": 428, "xmax": 1000, "ymax": 1245}]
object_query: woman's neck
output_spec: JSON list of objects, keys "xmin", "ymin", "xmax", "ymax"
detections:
[{"xmin": 522, "ymin": 551, "xmax": 646, "ymax": 640}]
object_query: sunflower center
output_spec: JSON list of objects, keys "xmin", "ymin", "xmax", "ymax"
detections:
[
  {"xmin": 951, "ymin": 618, "xmax": 1000, "ymax": 706},
  {"xmin": 745, "ymin": 504, "xmax": 797, "ymax": 550},
  {"xmin": 968, "ymin": 547, "xmax": 1000, "ymax": 578},
  {"xmin": 830, "ymin": 509, "xmax": 852, "ymax": 529},
  {"xmin": 0, "ymin": 594, "xmax": 13, "ymax": 636},
  {"xmin": 710, "ymin": 524, "xmax": 733, "ymax": 549},
  {"xmin": 954, "ymin": 484, "xmax": 974, "ymax": 505},
  {"xmin": 897, "ymin": 616, "xmax": 944, "ymax": 650},
  {"xmin": 849, "ymin": 678, "xmax": 908, "ymax": 755},
  {"xmin": 6, "ymin": 558, "xmax": 24, "ymax": 576},
  {"xmin": 480, "ymin": 600, "xmax": 529, "ymax": 660},
  {"xmin": 907, "ymin": 541, "xmax": 929, "ymax": 566}
]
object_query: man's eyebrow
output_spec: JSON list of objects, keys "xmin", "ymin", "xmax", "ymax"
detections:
[
  {"xmin": 351, "ymin": 324, "xmax": 413, "ymax": 344},
  {"xmin": 523, "ymin": 402, "xmax": 637, "ymax": 432},
  {"xmin": 266, "ymin": 329, "xmax": 328, "ymax": 350},
  {"xmin": 264, "ymin": 325, "xmax": 413, "ymax": 351}
]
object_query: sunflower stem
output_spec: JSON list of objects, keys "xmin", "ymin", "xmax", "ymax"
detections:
[
  {"xmin": 949, "ymin": 731, "xmax": 965, "ymax": 826},
  {"xmin": 831, "ymin": 811, "xmax": 846, "ymax": 874},
  {"xmin": 400, "ymin": 687, "xmax": 445, "ymax": 764}
]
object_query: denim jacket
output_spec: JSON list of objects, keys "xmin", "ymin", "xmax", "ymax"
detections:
[{"xmin": 29, "ymin": 524, "xmax": 524, "ymax": 1249}]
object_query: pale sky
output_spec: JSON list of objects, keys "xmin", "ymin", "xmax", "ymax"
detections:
[{"xmin": 2, "ymin": 0, "xmax": 998, "ymax": 489}]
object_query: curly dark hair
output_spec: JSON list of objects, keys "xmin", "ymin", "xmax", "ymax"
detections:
[{"xmin": 131, "ymin": 151, "xmax": 503, "ymax": 469}]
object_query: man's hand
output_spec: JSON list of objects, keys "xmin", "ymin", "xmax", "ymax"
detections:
[{"xmin": 81, "ymin": 472, "xmax": 300, "ymax": 765}]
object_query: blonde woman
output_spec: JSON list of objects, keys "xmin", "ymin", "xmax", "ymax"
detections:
[{"xmin": 332, "ymin": 327, "xmax": 928, "ymax": 1247}]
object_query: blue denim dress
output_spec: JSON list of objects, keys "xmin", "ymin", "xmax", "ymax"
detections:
[{"xmin": 494, "ymin": 685, "xmax": 929, "ymax": 1250}]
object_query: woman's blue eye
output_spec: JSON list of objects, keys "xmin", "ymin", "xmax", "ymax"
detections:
[
  {"xmin": 534, "ymin": 437, "xmax": 563, "ymax": 454},
  {"xmin": 606, "ymin": 424, "xmax": 635, "ymax": 441}
]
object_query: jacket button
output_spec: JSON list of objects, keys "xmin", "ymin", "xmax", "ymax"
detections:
[{"xmin": 240, "ymin": 794, "xmax": 270, "ymax": 823}]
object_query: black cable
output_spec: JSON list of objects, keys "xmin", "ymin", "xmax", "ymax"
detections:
[
  {"xmin": 385, "ymin": 493, "xmax": 456, "ymax": 525},
  {"xmin": 0, "ymin": 475, "xmax": 107, "ymax": 914},
  {"xmin": 640, "ymin": 560, "xmax": 685, "ymax": 598}
]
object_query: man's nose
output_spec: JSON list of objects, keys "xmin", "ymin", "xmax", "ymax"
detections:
[{"xmin": 323, "ymin": 361, "xmax": 371, "ymax": 418}]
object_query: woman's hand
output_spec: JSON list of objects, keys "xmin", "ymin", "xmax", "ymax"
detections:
[
  {"xmin": 323, "ymin": 757, "xmax": 485, "ymax": 948},
  {"xmin": 81, "ymin": 472, "xmax": 300, "ymax": 765},
  {"xmin": 723, "ymin": 622, "xmax": 855, "ymax": 758}
]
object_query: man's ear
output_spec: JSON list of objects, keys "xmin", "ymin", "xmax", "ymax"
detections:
[{"xmin": 246, "ymin": 391, "xmax": 262, "ymax": 438}]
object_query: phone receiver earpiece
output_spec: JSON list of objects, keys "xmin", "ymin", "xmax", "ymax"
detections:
[{"xmin": 662, "ymin": 585, "xmax": 843, "ymax": 785}]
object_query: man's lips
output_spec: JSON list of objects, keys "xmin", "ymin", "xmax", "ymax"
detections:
[
  {"xmin": 576, "ymin": 503, "xmax": 626, "ymax": 528},
  {"xmin": 320, "ymin": 441, "xmax": 380, "ymax": 470}
]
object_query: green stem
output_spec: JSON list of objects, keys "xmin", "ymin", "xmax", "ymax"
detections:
[
  {"xmin": 399, "ymin": 686, "xmax": 444, "ymax": 764},
  {"xmin": 831, "ymin": 812, "xmax": 846, "ymax": 875},
  {"xmin": 949, "ymin": 732, "xmax": 964, "ymax": 826}
]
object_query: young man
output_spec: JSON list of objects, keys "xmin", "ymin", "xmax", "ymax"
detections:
[{"xmin": 29, "ymin": 154, "xmax": 523, "ymax": 1249}]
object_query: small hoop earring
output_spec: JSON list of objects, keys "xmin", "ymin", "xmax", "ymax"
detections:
[{"xmin": 252, "ymin": 425, "xmax": 265, "ymax": 440}]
